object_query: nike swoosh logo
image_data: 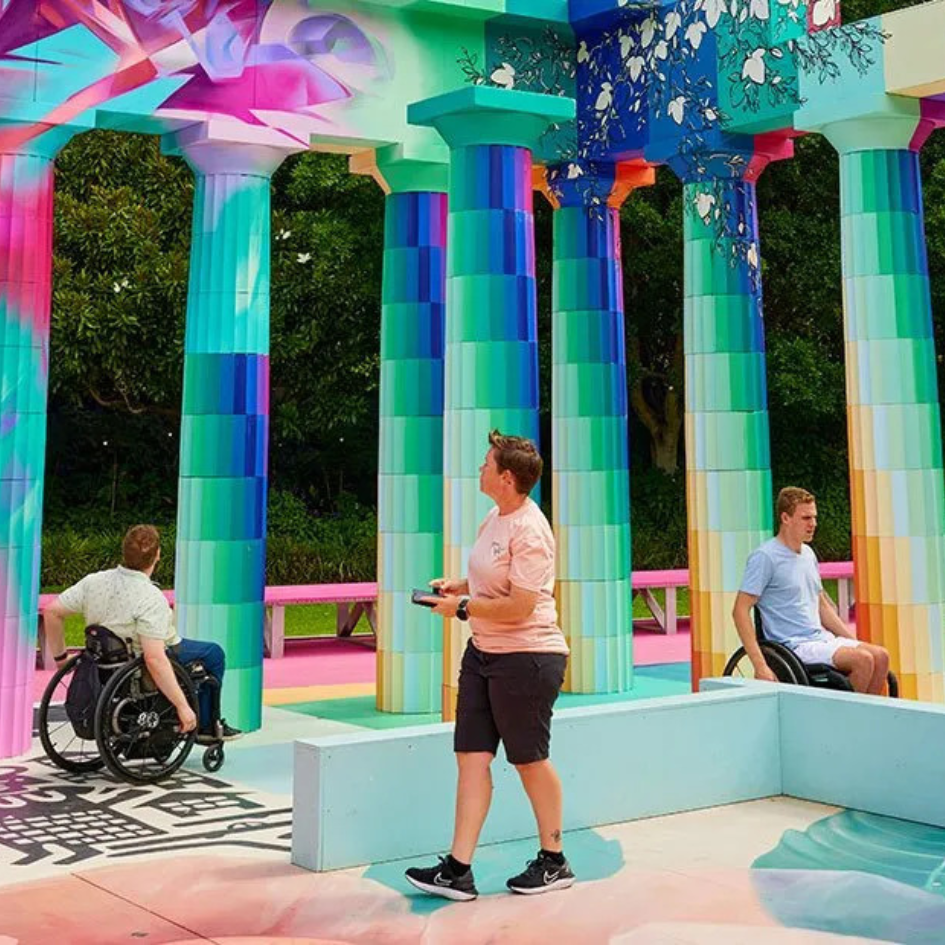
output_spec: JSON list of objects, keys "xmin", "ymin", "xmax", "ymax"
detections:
[
  {"xmin": 543, "ymin": 870, "xmax": 560, "ymax": 884},
  {"xmin": 433, "ymin": 873, "xmax": 452, "ymax": 887}
]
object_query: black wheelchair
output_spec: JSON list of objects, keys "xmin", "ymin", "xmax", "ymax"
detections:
[
  {"xmin": 723, "ymin": 609, "xmax": 899, "ymax": 697},
  {"xmin": 38, "ymin": 625, "xmax": 227, "ymax": 784}
]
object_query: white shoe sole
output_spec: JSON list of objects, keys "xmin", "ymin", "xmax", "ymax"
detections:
[
  {"xmin": 405, "ymin": 874, "xmax": 478, "ymax": 901},
  {"xmin": 508, "ymin": 876, "xmax": 576, "ymax": 895}
]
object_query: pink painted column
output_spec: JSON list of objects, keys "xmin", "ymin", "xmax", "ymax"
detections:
[{"xmin": 0, "ymin": 127, "xmax": 70, "ymax": 757}]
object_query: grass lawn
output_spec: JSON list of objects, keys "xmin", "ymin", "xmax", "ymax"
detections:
[{"xmin": 54, "ymin": 579, "xmax": 841, "ymax": 648}]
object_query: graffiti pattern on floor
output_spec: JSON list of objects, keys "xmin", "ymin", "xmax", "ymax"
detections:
[{"xmin": 0, "ymin": 755, "xmax": 291, "ymax": 870}]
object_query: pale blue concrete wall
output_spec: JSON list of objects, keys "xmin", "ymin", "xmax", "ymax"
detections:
[{"xmin": 292, "ymin": 689, "xmax": 781, "ymax": 871}]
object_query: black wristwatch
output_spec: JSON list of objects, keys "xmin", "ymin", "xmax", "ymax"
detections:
[{"xmin": 456, "ymin": 596, "xmax": 471, "ymax": 622}]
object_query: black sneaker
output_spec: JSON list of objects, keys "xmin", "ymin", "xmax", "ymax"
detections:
[
  {"xmin": 506, "ymin": 851, "xmax": 575, "ymax": 895},
  {"xmin": 196, "ymin": 720, "xmax": 242, "ymax": 744},
  {"xmin": 405, "ymin": 856, "xmax": 478, "ymax": 901}
]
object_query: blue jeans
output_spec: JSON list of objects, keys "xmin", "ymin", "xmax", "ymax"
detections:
[{"xmin": 173, "ymin": 638, "xmax": 225, "ymax": 730}]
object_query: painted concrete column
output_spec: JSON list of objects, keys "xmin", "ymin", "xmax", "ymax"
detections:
[
  {"xmin": 0, "ymin": 125, "xmax": 71, "ymax": 758},
  {"xmin": 165, "ymin": 131, "xmax": 299, "ymax": 732},
  {"xmin": 352, "ymin": 146, "xmax": 448, "ymax": 713},
  {"xmin": 674, "ymin": 158, "xmax": 774, "ymax": 685},
  {"xmin": 541, "ymin": 161, "xmax": 654, "ymax": 693},
  {"xmin": 822, "ymin": 116, "xmax": 945, "ymax": 702},
  {"xmin": 409, "ymin": 87, "xmax": 575, "ymax": 719}
]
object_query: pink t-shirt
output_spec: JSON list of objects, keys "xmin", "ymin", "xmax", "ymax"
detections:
[{"xmin": 467, "ymin": 498, "xmax": 568, "ymax": 655}]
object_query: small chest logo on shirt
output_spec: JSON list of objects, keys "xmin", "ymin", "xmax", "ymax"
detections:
[{"xmin": 491, "ymin": 541, "xmax": 504, "ymax": 560}]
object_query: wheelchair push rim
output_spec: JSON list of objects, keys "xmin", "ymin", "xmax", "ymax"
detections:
[
  {"xmin": 38, "ymin": 654, "xmax": 106, "ymax": 774},
  {"xmin": 723, "ymin": 643, "xmax": 802, "ymax": 684},
  {"xmin": 94, "ymin": 656, "xmax": 199, "ymax": 785}
]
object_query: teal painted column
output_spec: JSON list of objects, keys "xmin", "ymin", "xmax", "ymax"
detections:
[
  {"xmin": 165, "ymin": 134, "xmax": 298, "ymax": 732},
  {"xmin": 674, "ymin": 158, "xmax": 773, "ymax": 685},
  {"xmin": 409, "ymin": 87, "xmax": 575, "ymax": 719},
  {"xmin": 352, "ymin": 146, "xmax": 448, "ymax": 713},
  {"xmin": 0, "ymin": 125, "xmax": 72, "ymax": 758},
  {"xmin": 821, "ymin": 115, "xmax": 945, "ymax": 702},
  {"xmin": 544, "ymin": 160, "xmax": 653, "ymax": 693}
]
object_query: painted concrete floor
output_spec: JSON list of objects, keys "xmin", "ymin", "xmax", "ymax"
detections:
[{"xmin": 3, "ymin": 718, "xmax": 945, "ymax": 944}]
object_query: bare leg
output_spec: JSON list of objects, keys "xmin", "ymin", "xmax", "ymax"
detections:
[
  {"xmin": 834, "ymin": 646, "xmax": 874, "ymax": 694},
  {"xmin": 450, "ymin": 752, "xmax": 494, "ymax": 863},
  {"xmin": 859, "ymin": 642, "xmax": 890, "ymax": 695},
  {"xmin": 515, "ymin": 759, "xmax": 563, "ymax": 852}
]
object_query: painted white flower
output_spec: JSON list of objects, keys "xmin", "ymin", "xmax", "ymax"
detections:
[
  {"xmin": 668, "ymin": 96, "xmax": 687, "ymax": 124},
  {"xmin": 577, "ymin": 40, "xmax": 590, "ymax": 64},
  {"xmin": 695, "ymin": 191, "xmax": 716, "ymax": 221},
  {"xmin": 665, "ymin": 10, "xmax": 682, "ymax": 38},
  {"xmin": 811, "ymin": 0, "xmax": 837, "ymax": 26},
  {"xmin": 628, "ymin": 56, "xmax": 645, "ymax": 81},
  {"xmin": 655, "ymin": 39, "xmax": 669, "ymax": 60},
  {"xmin": 749, "ymin": 0, "xmax": 769, "ymax": 18},
  {"xmin": 742, "ymin": 48, "xmax": 766, "ymax": 84},
  {"xmin": 297, "ymin": 252, "xmax": 312, "ymax": 263},
  {"xmin": 685, "ymin": 21, "xmax": 707, "ymax": 49},
  {"xmin": 747, "ymin": 242, "xmax": 759, "ymax": 269},
  {"xmin": 619, "ymin": 32, "xmax": 633, "ymax": 59},
  {"xmin": 640, "ymin": 16, "xmax": 656, "ymax": 48},
  {"xmin": 490, "ymin": 62, "xmax": 515, "ymax": 88},
  {"xmin": 566, "ymin": 163, "xmax": 585, "ymax": 179},
  {"xmin": 703, "ymin": 0, "xmax": 726, "ymax": 28},
  {"xmin": 595, "ymin": 82, "xmax": 614, "ymax": 111}
]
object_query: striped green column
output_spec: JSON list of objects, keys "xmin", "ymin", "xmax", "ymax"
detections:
[
  {"xmin": 352, "ymin": 147, "xmax": 448, "ymax": 713},
  {"xmin": 167, "ymin": 137, "xmax": 297, "ymax": 732},
  {"xmin": 409, "ymin": 87, "xmax": 575, "ymax": 719},
  {"xmin": 824, "ymin": 118, "xmax": 945, "ymax": 702},
  {"xmin": 545, "ymin": 161, "xmax": 653, "ymax": 693},
  {"xmin": 681, "ymin": 173, "xmax": 772, "ymax": 684}
]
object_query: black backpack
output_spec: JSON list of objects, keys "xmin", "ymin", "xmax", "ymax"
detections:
[{"xmin": 64, "ymin": 656, "xmax": 103, "ymax": 740}]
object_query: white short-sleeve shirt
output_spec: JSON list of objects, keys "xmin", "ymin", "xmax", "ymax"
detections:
[{"xmin": 57, "ymin": 565, "xmax": 180, "ymax": 654}]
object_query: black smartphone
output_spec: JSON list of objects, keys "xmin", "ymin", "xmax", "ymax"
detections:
[{"xmin": 411, "ymin": 587, "xmax": 442, "ymax": 607}]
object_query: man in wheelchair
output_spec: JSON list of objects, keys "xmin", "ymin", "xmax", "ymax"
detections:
[
  {"xmin": 42, "ymin": 524, "xmax": 242, "ymax": 742},
  {"xmin": 732, "ymin": 487, "xmax": 891, "ymax": 695}
]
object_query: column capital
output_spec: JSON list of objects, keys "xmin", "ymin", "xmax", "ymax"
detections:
[
  {"xmin": 0, "ymin": 121, "xmax": 76, "ymax": 160},
  {"xmin": 162, "ymin": 122, "xmax": 304, "ymax": 177},
  {"xmin": 538, "ymin": 159, "xmax": 655, "ymax": 210},
  {"xmin": 665, "ymin": 131, "xmax": 794, "ymax": 185},
  {"xmin": 408, "ymin": 86, "xmax": 575, "ymax": 151},
  {"xmin": 810, "ymin": 99, "xmax": 942, "ymax": 155},
  {"xmin": 350, "ymin": 143, "xmax": 449, "ymax": 194}
]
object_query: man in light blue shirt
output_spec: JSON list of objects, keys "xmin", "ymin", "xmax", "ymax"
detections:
[{"xmin": 732, "ymin": 487, "xmax": 891, "ymax": 694}]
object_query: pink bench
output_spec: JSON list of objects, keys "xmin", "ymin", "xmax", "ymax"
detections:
[{"xmin": 37, "ymin": 583, "xmax": 378, "ymax": 666}]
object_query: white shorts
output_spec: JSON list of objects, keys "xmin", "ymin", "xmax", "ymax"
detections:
[{"xmin": 787, "ymin": 630, "xmax": 859, "ymax": 668}]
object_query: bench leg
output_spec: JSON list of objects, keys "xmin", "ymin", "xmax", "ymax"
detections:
[
  {"xmin": 363, "ymin": 601, "xmax": 377, "ymax": 636},
  {"xmin": 838, "ymin": 578, "xmax": 851, "ymax": 624},
  {"xmin": 265, "ymin": 605, "xmax": 285, "ymax": 659},
  {"xmin": 37, "ymin": 615, "xmax": 55, "ymax": 670},
  {"xmin": 337, "ymin": 603, "xmax": 354, "ymax": 637},
  {"xmin": 665, "ymin": 587, "xmax": 677, "ymax": 635},
  {"xmin": 641, "ymin": 588, "xmax": 667, "ymax": 633}
]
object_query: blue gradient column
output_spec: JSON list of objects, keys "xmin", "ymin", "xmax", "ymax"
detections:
[
  {"xmin": 410, "ymin": 88, "xmax": 575, "ymax": 719},
  {"xmin": 544, "ymin": 161, "xmax": 654, "ymax": 693},
  {"xmin": 351, "ymin": 147, "xmax": 448, "ymax": 713},
  {"xmin": 0, "ymin": 126, "xmax": 71, "ymax": 758},
  {"xmin": 166, "ymin": 134, "xmax": 297, "ymax": 732}
]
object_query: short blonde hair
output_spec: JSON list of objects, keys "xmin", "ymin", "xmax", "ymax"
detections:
[
  {"xmin": 122, "ymin": 525, "xmax": 160, "ymax": 571},
  {"xmin": 776, "ymin": 487, "xmax": 815, "ymax": 521}
]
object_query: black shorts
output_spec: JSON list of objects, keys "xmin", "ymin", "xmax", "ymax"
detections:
[{"xmin": 454, "ymin": 641, "xmax": 567, "ymax": 765}]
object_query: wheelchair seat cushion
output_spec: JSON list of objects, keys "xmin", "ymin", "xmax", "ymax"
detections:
[{"xmin": 84, "ymin": 624, "xmax": 131, "ymax": 664}]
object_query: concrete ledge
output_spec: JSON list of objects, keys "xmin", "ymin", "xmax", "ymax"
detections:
[{"xmin": 292, "ymin": 689, "xmax": 781, "ymax": 871}]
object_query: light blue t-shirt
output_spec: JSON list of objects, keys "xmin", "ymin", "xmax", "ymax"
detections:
[{"xmin": 739, "ymin": 538, "xmax": 822, "ymax": 645}]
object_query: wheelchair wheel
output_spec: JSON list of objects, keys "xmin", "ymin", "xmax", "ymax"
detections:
[
  {"xmin": 887, "ymin": 671, "xmax": 899, "ymax": 698},
  {"xmin": 202, "ymin": 744, "xmax": 225, "ymax": 772},
  {"xmin": 38, "ymin": 654, "xmax": 105, "ymax": 774},
  {"xmin": 723, "ymin": 643, "xmax": 802, "ymax": 684},
  {"xmin": 94, "ymin": 656, "xmax": 198, "ymax": 785}
]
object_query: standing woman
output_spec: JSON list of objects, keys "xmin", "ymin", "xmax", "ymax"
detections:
[{"xmin": 405, "ymin": 431, "xmax": 573, "ymax": 900}]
